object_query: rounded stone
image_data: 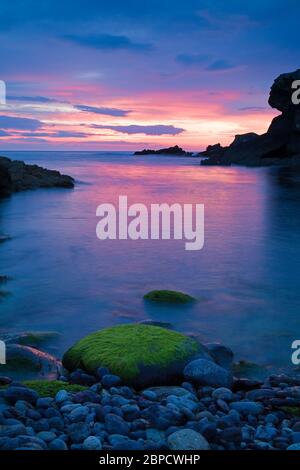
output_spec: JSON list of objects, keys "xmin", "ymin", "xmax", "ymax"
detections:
[
  {"xmin": 82, "ymin": 436, "xmax": 102, "ymax": 450},
  {"xmin": 168, "ymin": 429, "xmax": 210, "ymax": 450},
  {"xmin": 184, "ymin": 359, "xmax": 233, "ymax": 388}
]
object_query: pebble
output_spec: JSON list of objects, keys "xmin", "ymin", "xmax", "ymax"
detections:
[
  {"xmin": 55, "ymin": 390, "xmax": 69, "ymax": 404},
  {"xmin": 82, "ymin": 436, "xmax": 102, "ymax": 450}
]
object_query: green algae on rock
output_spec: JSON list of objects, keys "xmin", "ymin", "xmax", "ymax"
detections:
[
  {"xmin": 143, "ymin": 290, "xmax": 196, "ymax": 304},
  {"xmin": 62, "ymin": 324, "xmax": 202, "ymax": 388},
  {"xmin": 21, "ymin": 380, "xmax": 86, "ymax": 397}
]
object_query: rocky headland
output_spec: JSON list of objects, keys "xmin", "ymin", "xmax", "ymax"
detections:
[
  {"xmin": 134, "ymin": 145, "xmax": 192, "ymax": 156},
  {"xmin": 201, "ymin": 69, "xmax": 300, "ymax": 167},
  {"xmin": 0, "ymin": 156, "xmax": 74, "ymax": 198}
]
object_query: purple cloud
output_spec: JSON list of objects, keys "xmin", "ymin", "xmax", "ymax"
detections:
[
  {"xmin": 75, "ymin": 104, "xmax": 130, "ymax": 117},
  {"xmin": 91, "ymin": 124, "xmax": 185, "ymax": 135},
  {"xmin": 0, "ymin": 115, "xmax": 43, "ymax": 131}
]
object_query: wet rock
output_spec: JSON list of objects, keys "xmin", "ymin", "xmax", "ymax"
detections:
[
  {"xmin": 205, "ymin": 344, "xmax": 234, "ymax": 369},
  {"xmin": 49, "ymin": 438, "xmax": 68, "ymax": 450},
  {"xmin": 82, "ymin": 436, "xmax": 102, "ymax": 450},
  {"xmin": 101, "ymin": 374, "xmax": 122, "ymax": 388},
  {"xmin": 184, "ymin": 359, "xmax": 233, "ymax": 388},
  {"xmin": 230, "ymin": 401, "xmax": 263, "ymax": 415},
  {"xmin": 2, "ymin": 344, "xmax": 61, "ymax": 381},
  {"xmin": 105, "ymin": 414, "xmax": 130, "ymax": 436},
  {"xmin": 168, "ymin": 429, "xmax": 210, "ymax": 450},
  {"xmin": 4, "ymin": 386, "xmax": 39, "ymax": 405}
]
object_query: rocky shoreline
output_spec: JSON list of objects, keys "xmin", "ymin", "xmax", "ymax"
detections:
[
  {"xmin": 1, "ymin": 323, "xmax": 300, "ymax": 451},
  {"xmin": 201, "ymin": 69, "xmax": 300, "ymax": 167},
  {"xmin": 0, "ymin": 156, "xmax": 74, "ymax": 198}
]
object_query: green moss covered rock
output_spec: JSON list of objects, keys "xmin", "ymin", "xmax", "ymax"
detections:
[
  {"xmin": 21, "ymin": 380, "xmax": 86, "ymax": 397},
  {"xmin": 143, "ymin": 290, "xmax": 195, "ymax": 304},
  {"xmin": 63, "ymin": 324, "xmax": 203, "ymax": 388}
]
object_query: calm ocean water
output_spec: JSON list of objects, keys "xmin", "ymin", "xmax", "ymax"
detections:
[{"xmin": 1, "ymin": 151, "xmax": 300, "ymax": 373}]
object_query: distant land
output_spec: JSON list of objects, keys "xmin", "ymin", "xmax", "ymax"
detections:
[{"xmin": 134, "ymin": 145, "xmax": 193, "ymax": 156}]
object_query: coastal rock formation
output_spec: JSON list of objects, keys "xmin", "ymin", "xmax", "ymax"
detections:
[
  {"xmin": 134, "ymin": 145, "xmax": 192, "ymax": 156},
  {"xmin": 0, "ymin": 156, "xmax": 74, "ymax": 196},
  {"xmin": 201, "ymin": 69, "xmax": 300, "ymax": 166}
]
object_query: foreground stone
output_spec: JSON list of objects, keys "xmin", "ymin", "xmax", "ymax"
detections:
[
  {"xmin": 184, "ymin": 359, "xmax": 233, "ymax": 388},
  {"xmin": 62, "ymin": 324, "xmax": 203, "ymax": 388},
  {"xmin": 168, "ymin": 429, "xmax": 210, "ymax": 450},
  {"xmin": 0, "ymin": 368, "xmax": 300, "ymax": 450}
]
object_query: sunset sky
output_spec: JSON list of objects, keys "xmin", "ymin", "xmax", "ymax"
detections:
[{"xmin": 0, "ymin": 0, "xmax": 299, "ymax": 151}]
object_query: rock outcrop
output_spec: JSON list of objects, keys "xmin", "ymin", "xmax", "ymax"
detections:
[
  {"xmin": 201, "ymin": 69, "xmax": 300, "ymax": 166},
  {"xmin": 134, "ymin": 145, "xmax": 192, "ymax": 156},
  {"xmin": 0, "ymin": 156, "xmax": 74, "ymax": 197}
]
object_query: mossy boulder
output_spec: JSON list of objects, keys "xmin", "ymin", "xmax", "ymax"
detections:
[
  {"xmin": 144, "ymin": 290, "xmax": 195, "ymax": 304},
  {"xmin": 63, "ymin": 324, "xmax": 204, "ymax": 388}
]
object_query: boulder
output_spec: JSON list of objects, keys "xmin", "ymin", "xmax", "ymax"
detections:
[
  {"xmin": 63, "ymin": 324, "xmax": 204, "ymax": 388},
  {"xmin": 184, "ymin": 359, "xmax": 233, "ymax": 388},
  {"xmin": 2, "ymin": 344, "xmax": 62, "ymax": 381}
]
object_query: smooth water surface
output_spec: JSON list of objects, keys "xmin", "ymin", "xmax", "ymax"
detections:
[{"xmin": 1, "ymin": 151, "xmax": 300, "ymax": 372}]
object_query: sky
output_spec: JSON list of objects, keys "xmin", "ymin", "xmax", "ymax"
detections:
[{"xmin": 0, "ymin": 0, "xmax": 299, "ymax": 151}]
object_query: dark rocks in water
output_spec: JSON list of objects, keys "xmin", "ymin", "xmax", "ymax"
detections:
[
  {"xmin": 143, "ymin": 289, "xmax": 196, "ymax": 304},
  {"xmin": 134, "ymin": 145, "xmax": 192, "ymax": 156},
  {"xmin": 3, "ymin": 331, "xmax": 60, "ymax": 348},
  {"xmin": 201, "ymin": 68, "xmax": 300, "ymax": 167},
  {"xmin": 0, "ymin": 156, "xmax": 74, "ymax": 197}
]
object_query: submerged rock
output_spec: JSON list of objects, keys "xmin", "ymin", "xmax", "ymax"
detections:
[
  {"xmin": 143, "ymin": 290, "xmax": 196, "ymax": 304},
  {"xmin": 3, "ymin": 331, "xmax": 60, "ymax": 348},
  {"xmin": 62, "ymin": 324, "xmax": 203, "ymax": 388}
]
